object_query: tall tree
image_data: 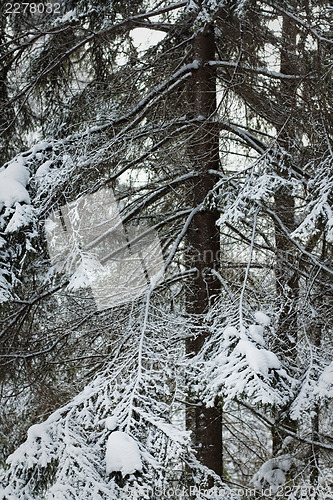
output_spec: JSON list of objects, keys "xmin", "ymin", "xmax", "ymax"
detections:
[
  {"xmin": 185, "ymin": 26, "xmax": 223, "ymax": 479},
  {"xmin": 272, "ymin": 6, "xmax": 299, "ymax": 457}
]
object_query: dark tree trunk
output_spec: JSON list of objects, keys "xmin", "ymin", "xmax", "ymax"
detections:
[
  {"xmin": 185, "ymin": 26, "xmax": 223, "ymax": 479},
  {"xmin": 272, "ymin": 12, "xmax": 299, "ymax": 456}
]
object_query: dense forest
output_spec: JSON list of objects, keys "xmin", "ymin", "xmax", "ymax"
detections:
[{"xmin": 0, "ymin": 0, "xmax": 332, "ymax": 498}]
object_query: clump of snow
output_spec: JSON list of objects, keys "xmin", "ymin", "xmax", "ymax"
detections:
[
  {"xmin": 3, "ymin": 157, "xmax": 29, "ymax": 184},
  {"xmin": 45, "ymin": 217, "xmax": 58, "ymax": 232},
  {"xmin": 248, "ymin": 324, "xmax": 265, "ymax": 345},
  {"xmin": 35, "ymin": 160, "xmax": 52, "ymax": 177},
  {"xmin": 236, "ymin": 339, "xmax": 281, "ymax": 376},
  {"xmin": 0, "ymin": 157, "xmax": 30, "ymax": 210},
  {"xmin": 0, "ymin": 269, "xmax": 11, "ymax": 303},
  {"xmin": 27, "ymin": 423, "xmax": 45, "ymax": 440},
  {"xmin": 314, "ymin": 362, "xmax": 333, "ymax": 398},
  {"xmin": 105, "ymin": 416, "xmax": 118, "ymax": 431},
  {"xmin": 105, "ymin": 431, "xmax": 142, "ymax": 476},
  {"xmin": 59, "ymin": 9, "xmax": 77, "ymax": 22},
  {"xmin": 327, "ymin": 216, "xmax": 333, "ymax": 242},
  {"xmin": 223, "ymin": 326, "xmax": 238, "ymax": 341},
  {"xmin": 149, "ymin": 268, "xmax": 164, "ymax": 289},
  {"xmin": 31, "ymin": 141, "xmax": 52, "ymax": 154},
  {"xmin": 5, "ymin": 203, "xmax": 35, "ymax": 233},
  {"xmin": 67, "ymin": 253, "xmax": 104, "ymax": 290},
  {"xmin": 218, "ymin": 206, "xmax": 245, "ymax": 225},
  {"xmin": 251, "ymin": 456, "xmax": 293, "ymax": 494},
  {"xmin": 254, "ymin": 311, "xmax": 271, "ymax": 325}
]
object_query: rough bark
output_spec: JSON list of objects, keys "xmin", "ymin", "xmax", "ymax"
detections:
[
  {"xmin": 272, "ymin": 12, "xmax": 299, "ymax": 456},
  {"xmin": 185, "ymin": 26, "xmax": 223, "ymax": 479}
]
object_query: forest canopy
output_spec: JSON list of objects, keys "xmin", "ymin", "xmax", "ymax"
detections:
[{"xmin": 0, "ymin": 0, "xmax": 332, "ymax": 498}]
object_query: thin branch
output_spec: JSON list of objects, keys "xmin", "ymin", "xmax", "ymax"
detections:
[
  {"xmin": 237, "ymin": 399, "xmax": 333, "ymax": 452},
  {"xmin": 210, "ymin": 60, "xmax": 314, "ymax": 80}
]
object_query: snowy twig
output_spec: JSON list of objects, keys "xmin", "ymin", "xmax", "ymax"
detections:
[
  {"xmin": 238, "ymin": 399, "xmax": 333, "ymax": 452},
  {"xmin": 210, "ymin": 60, "xmax": 314, "ymax": 80},
  {"xmin": 238, "ymin": 208, "xmax": 259, "ymax": 329}
]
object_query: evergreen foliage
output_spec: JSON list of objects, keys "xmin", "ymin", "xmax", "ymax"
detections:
[{"xmin": 0, "ymin": 0, "xmax": 332, "ymax": 498}]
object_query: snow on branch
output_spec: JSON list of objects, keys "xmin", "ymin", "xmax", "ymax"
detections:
[
  {"xmin": 210, "ymin": 60, "xmax": 313, "ymax": 80},
  {"xmin": 200, "ymin": 320, "xmax": 295, "ymax": 408},
  {"xmin": 291, "ymin": 159, "xmax": 333, "ymax": 244},
  {"xmin": 265, "ymin": 0, "xmax": 333, "ymax": 45},
  {"xmin": 2, "ymin": 306, "xmax": 233, "ymax": 498}
]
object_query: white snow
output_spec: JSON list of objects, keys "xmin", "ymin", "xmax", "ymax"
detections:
[
  {"xmin": 44, "ymin": 218, "xmax": 58, "ymax": 232},
  {"xmin": 27, "ymin": 423, "xmax": 45, "ymax": 440},
  {"xmin": 236, "ymin": 339, "xmax": 281, "ymax": 376},
  {"xmin": 254, "ymin": 311, "xmax": 271, "ymax": 325},
  {"xmin": 35, "ymin": 160, "xmax": 52, "ymax": 177},
  {"xmin": 67, "ymin": 253, "xmax": 104, "ymax": 290},
  {"xmin": 105, "ymin": 416, "xmax": 118, "ymax": 431},
  {"xmin": 105, "ymin": 431, "xmax": 142, "ymax": 476},
  {"xmin": 59, "ymin": 9, "xmax": 77, "ymax": 22},
  {"xmin": 31, "ymin": 141, "xmax": 52, "ymax": 154},
  {"xmin": 0, "ymin": 157, "xmax": 30, "ymax": 209},
  {"xmin": 248, "ymin": 324, "xmax": 265, "ymax": 345},
  {"xmin": 315, "ymin": 362, "xmax": 333, "ymax": 398},
  {"xmin": 223, "ymin": 326, "xmax": 238, "ymax": 341},
  {"xmin": 131, "ymin": 27, "xmax": 166, "ymax": 52},
  {"xmin": 149, "ymin": 269, "xmax": 164, "ymax": 289},
  {"xmin": 5, "ymin": 203, "xmax": 35, "ymax": 233},
  {"xmin": 251, "ymin": 456, "xmax": 292, "ymax": 494}
]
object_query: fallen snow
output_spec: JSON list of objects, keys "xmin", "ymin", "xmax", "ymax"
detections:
[{"xmin": 105, "ymin": 431, "xmax": 142, "ymax": 476}]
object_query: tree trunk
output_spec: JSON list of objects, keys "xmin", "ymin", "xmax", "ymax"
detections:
[
  {"xmin": 272, "ymin": 12, "xmax": 299, "ymax": 456},
  {"xmin": 185, "ymin": 26, "xmax": 223, "ymax": 480}
]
